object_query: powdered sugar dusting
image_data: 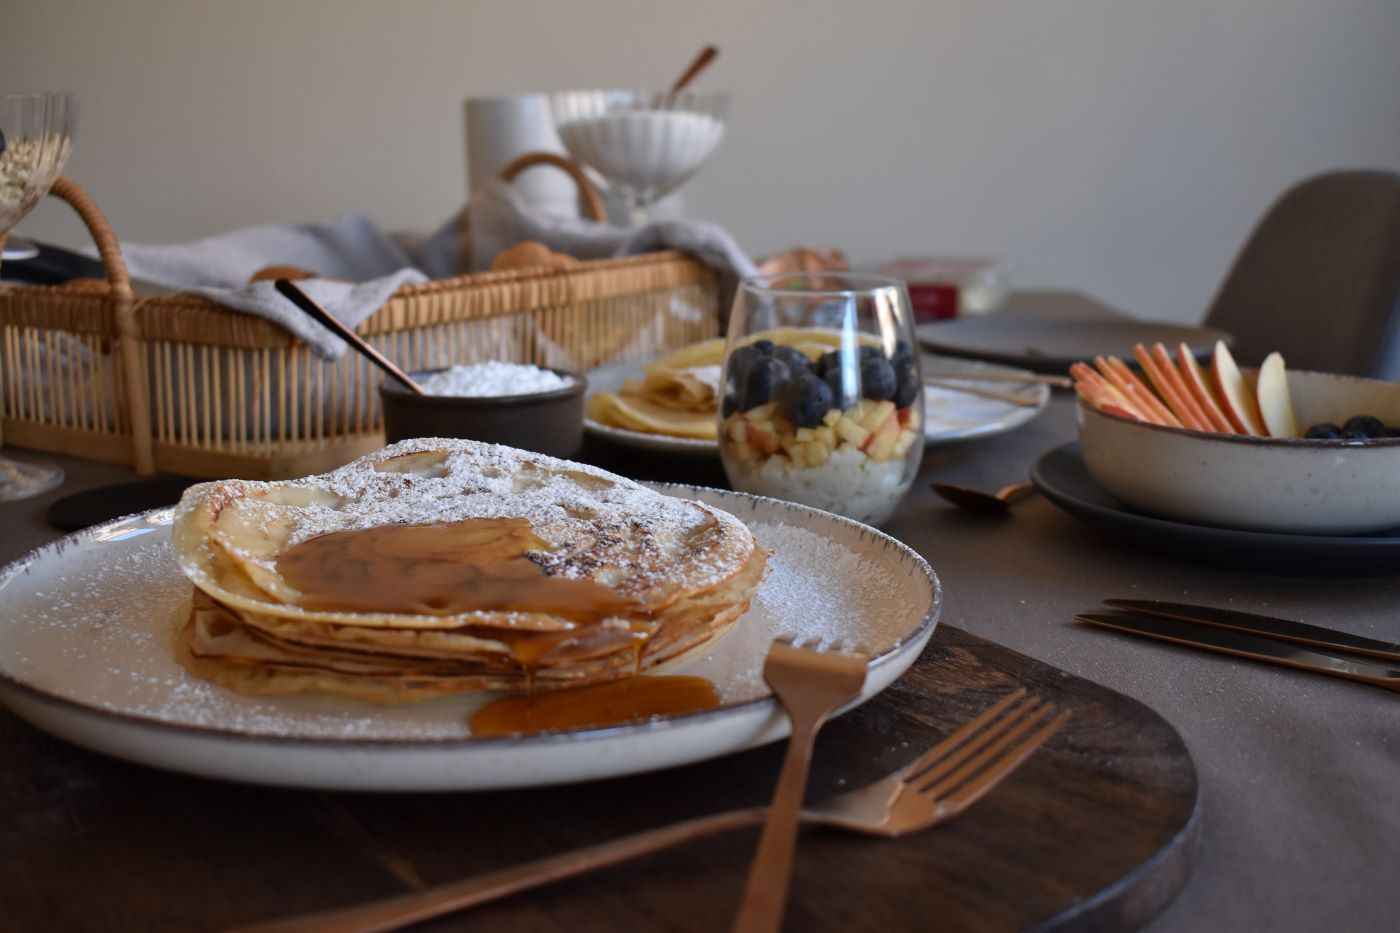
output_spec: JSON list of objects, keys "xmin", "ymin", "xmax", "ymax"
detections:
[
  {"xmin": 421, "ymin": 362, "xmax": 572, "ymax": 397},
  {"xmin": 178, "ymin": 439, "xmax": 754, "ymax": 609},
  {"xmin": 0, "ymin": 492, "xmax": 937, "ymax": 742}
]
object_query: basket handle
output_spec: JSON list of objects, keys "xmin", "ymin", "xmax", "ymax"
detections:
[
  {"xmin": 498, "ymin": 152, "xmax": 608, "ymax": 224},
  {"xmin": 44, "ymin": 177, "xmax": 156, "ymax": 474}
]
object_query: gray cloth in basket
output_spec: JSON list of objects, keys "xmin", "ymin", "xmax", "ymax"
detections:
[{"xmin": 114, "ymin": 184, "xmax": 757, "ymax": 360}]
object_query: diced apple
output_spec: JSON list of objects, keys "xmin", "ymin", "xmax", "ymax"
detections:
[
  {"xmin": 726, "ymin": 417, "xmax": 748, "ymax": 443},
  {"xmin": 745, "ymin": 401, "xmax": 777, "ymax": 422},
  {"xmin": 892, "ymin": 428, "xmax": 918, "ymax": 459},
  {"xmin": 729, "ymin": 440, "xmax": 756, "ymax": 462},
  {"xmin": 795, "ymin": 427, "xmax": 815, "ymax": 442},
  {"xmin": 864, "ymin": 413, "xmax": 901, "ymax": 460},
  {"xmin": 821, "ymin": 409, "xmax": 842, "ymax": 428},
  {"xmin": 746, "ymin": 421, "xmax": 780, "ymax": 455},
  {"xmin": 1256, "ymin": 352, "xmax": 1299, "ymax": 438},
  {"xmin": 859, "ymin": 400, "xmax": 897, "ymax": 432},
  {"xmin": 786, "ymin": 441, "xmax": 808, "ymax": 468},
  {"xmin": 815, "ymin": 425, "xmax": 836, "ymax": 447},
  {"xmin": 896, "ymin": 406, "xmax": 918, "ymax": 427},
  {"xmin": 835, "ymin": 415, "xmax": 871, "ymax": 447}
]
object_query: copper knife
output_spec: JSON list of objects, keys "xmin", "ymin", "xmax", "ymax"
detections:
[
  {"xmin": 1076, "ymin": 611, "xmax": 1400, "ymax": 693},
  {"xmin": 1104, "ymin": 598, "xmax": 1400, "ymax": 663}
]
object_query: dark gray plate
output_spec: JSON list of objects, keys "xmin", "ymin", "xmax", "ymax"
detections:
[
  {"xmin": 1031, "ymin": 443, "xmax": 1400, "ymax": 574},
  {"xmin": 917, "ymin": 317, "xmax": 1230, "ymax": 374}
]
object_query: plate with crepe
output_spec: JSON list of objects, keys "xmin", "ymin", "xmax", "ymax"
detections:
[
  {"xmin": 0, "ymin": 440, "xmax": 940, "ymax": 791},
  {"xmin": 585, "ymin": 341, "xmax": 1049, "ymax": 454}
]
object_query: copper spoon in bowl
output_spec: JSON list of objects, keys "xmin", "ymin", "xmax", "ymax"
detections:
[
  {"xmin": 274, "ymin": 279, "xmax": 425, "ymax": 396},
  {"xmin": 932, "ymin": 481, "xmax": 1036, "ymax": 514},
  {"xmin": 670, "ymin": 45, "xmax": 719, "ymax": 94}
]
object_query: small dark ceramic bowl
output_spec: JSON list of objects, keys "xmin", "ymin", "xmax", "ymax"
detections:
[{"xmin": 379, "ymin": 368, "xmax": 587, "ymax": 458}]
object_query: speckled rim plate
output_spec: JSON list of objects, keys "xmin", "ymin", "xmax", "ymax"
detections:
[
  {"xmin": 583, "ymin": 354, "xmax": 1048, "ymax": 455},
  {"xmin": 0, "ymin": 485, "xmax": 940, "ymax": 792}
]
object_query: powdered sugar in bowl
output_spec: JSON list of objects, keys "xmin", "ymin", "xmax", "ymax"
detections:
[{"xmin": 380, "ymin": 362, "xmax": 586, "ymax": 457}]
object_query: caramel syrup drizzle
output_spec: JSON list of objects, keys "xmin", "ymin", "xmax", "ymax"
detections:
[
  {"xmin": 273, "ymin": 517, "xmax": 719, "ymax": 732},
  {"xmin": 276, "ymin": 517, "xmax": 641, "ymax": 623}
]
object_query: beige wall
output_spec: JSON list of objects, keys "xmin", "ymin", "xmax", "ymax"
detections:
[{"xmin": 4, "ymin": 0, "xmax": 1398, "ymax": 323}]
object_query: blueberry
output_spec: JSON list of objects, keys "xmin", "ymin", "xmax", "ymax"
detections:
[
  {"xmin": 750, "ymin": 339, "xmax": 775, "ymax": 356},
  {"xmin": 1304, "ymin": 422, "xmax": 1342, "ymax": 440},
  {"xmin": 890, "ymin": 339, "xmax": 915, "ymax": 368},
  {"xmin": 725, "ymin": 344, "xmax": 764, "ymax": 388},
  {"xmin": 772, "ymin": 345, "xmax": 812, "ymax": 374},
  {"xmin": 1383, "ymin": 426, "xmax": 1400, "ymax": 439},
  {"xmin": 741, "ymin": 358, "xmax": 790, "ymax": 409},
  {"xmin": 824, "ymin": 366, "xmax": 858, "ymax": 410},
  {"xmin": 780, "ymin": 374, "xmax": 834, "ymax": 428},
  {"xmin": 1343, "ymin": 415, "xmax": 1384, "ymax": 438},
  {"xmin": 892, "ymin": 358, "xmax": 920, "ymax": 408},
  {"xmin": 815, "ymin": 349, "xmax": 843, "ymax": 378},
  {"xmin": 857, "ymin": 344, "xmax": 885, "ymax": 363},
  {"xmin": 860, "ymin": 357, "xmax": 897, "ymax": 401}
]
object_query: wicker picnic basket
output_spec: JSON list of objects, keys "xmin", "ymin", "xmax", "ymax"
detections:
[{"xmin": 0, "ymin": 163, "xmax": 719, "ymax": 479}]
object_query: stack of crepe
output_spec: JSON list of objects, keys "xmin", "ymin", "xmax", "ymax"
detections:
[
  {"xmin": 587, "ymin": 338, "xmax": 729, "ymax": 440},
  {"xmin": 172, "ymin": 439, "xmax": 767, "ymax": 704},
  {"xmin": 586, "ymin": 330, "xmax": 858, "ymax": 441}
]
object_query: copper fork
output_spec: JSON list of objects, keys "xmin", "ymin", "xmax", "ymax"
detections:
[
  {"xmin": 227, "ymin": 689, "xmax": 1065, "ymax": 933},
  {"xmin": 732, "ymin": 638, "xmax": 870, "ymax": 933}
]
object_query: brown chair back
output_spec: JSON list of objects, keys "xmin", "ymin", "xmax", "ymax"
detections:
[{"xmin": 1205, "ymin": 170, "xmax": 1400, "ymax": 379}]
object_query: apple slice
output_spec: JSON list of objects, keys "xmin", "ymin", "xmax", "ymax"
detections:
[
  {"xmin": 1097, "ymin": 356, "xmax": 1182, "ymax": 428},
  {"xmin": 1101, "ymin": 403, "xmax": 1143, "ymax": 422},
  {"xmin": 1071, "ymin": 362, "xmax": 1146, "ymax": 420},
  {"xmin": 1211, "ymin": 341, "xmax": 1265, "ymax": 435},
  {"xmin": 1175, "ymin": 343, "xmax": 1236, "ymax": 434},
  {"xmin": 1256, "ymin": 352, "xmax": 1300, "ymax": 438},
  {"xmin": 1134, "ymin": 343, "xmax": 1211, "ymax": 430}
]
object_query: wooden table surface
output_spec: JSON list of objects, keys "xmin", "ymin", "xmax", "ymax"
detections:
[{"xmin": 3, "ymin": 297, "xmax": 1398, "ymax": 932}]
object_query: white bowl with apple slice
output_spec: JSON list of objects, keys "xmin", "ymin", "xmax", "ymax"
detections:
[{"xmin": 1074, "ymin": 342, "xmax": 1400, "ymax": 535}]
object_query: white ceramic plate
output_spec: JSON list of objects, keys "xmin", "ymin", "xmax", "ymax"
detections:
[
  {"xmin": 584, "ymin": 354, "xmax": 1048, "ymax": 454},
  {"xmin": 0, "ymin": 486, "xmax": 940, "ymax": 792}
]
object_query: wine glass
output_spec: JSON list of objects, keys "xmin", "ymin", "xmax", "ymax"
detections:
[
  {"xmin": 0, "ymin": 92, "xmax": 78, "ymax": 502},
  {"xmin": 718, "ymin": 272, "xmax": 924, "ymax": 526},
  {"xmin": 550, "ymin": 90, "xmax": 727, "ymax": 226}
]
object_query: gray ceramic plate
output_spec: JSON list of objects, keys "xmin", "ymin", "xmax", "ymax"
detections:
[
  {"xmin": 584, "ymin": 355, "xmax": 1049, "ymax": 455},
  {"xmin": 0, "ymin": 486, "xmax": 940, "ymax": 792},
  {"xmin": 917, "ymin": 317, "xmax": 1230, "ymax": 374},
  {"xmin": 1032, "ymin": 443, "xmax": 1400, "ymax": 574}
]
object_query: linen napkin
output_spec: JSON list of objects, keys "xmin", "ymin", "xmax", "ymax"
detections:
[{"xmin": 114, "ymin": 183, "xmax": 757, "ymax": 360}]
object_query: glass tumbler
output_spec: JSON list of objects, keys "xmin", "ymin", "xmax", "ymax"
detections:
[{"xmin": 719, "ymin": 272, "xmax": 923, "ymax": 525}]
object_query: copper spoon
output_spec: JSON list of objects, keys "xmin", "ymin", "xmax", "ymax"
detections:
[
  {"xmin": 932, "ymin": 481, "xmax": 1036, "ymax": 514},
  {"xmin": 671, "ymin": 45, "xmax": 719, "ymax": 93},
  {"xmin": 274, "ymin": 279, "xmax": 425, "ymax": 396}
]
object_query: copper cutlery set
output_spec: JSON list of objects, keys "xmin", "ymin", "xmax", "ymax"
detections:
[
  {"xmin": 231, "ymin": 643, "xmax": 1066, "ymax": 933},
  {"xmin": 1079, "ymin": 599, "xmax": 1400, "ymax": 692}
]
